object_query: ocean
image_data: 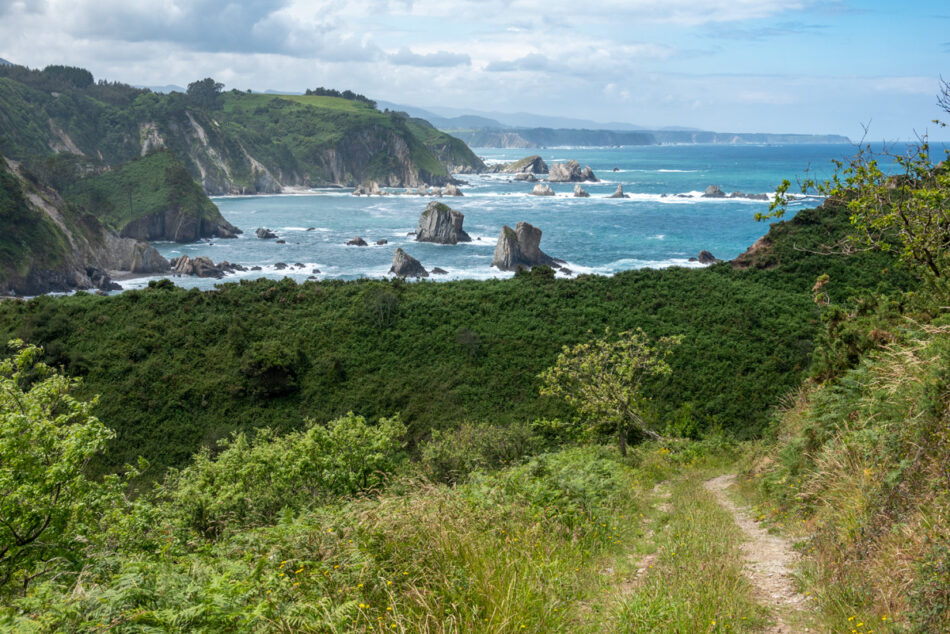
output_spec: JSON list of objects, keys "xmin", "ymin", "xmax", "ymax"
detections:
[{"xmin": 122, "ymin": 143, "xmax": 890, "ymax": 290}]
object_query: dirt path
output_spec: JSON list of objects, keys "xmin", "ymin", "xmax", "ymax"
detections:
[{"xmin": 704, "ymin": 474, "xmax": 807, "ymax": 633}]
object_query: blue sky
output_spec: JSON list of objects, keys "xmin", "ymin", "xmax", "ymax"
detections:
[{"xmin": 0, "ymin": 0, "xmax": 948, "ymax": 139}]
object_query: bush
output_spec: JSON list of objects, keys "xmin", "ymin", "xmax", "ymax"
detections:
[
  {"xmin": 163, "ymin": 413, "xmax": 407, "ymax": 537},
  {"xmin": 420, "ymin": 422, "xmax": 537, "ymax": 484}
]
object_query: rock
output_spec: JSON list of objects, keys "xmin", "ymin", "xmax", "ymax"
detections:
[
  {"xmin": 608, "ymin": 185, "xmax": 629, "ymax": 198},
  {"xmin": 548, "ymin": 159, "xmax": 598, "ymax": 182},
  {"xmin": 728, "ymin": 191, "xmax": 769, "ymax": 201},
  {"xmin": 491, "ymin": 221, "xmax": 558, "ymax": 271},
  {"xmin": 431, "ymin": 267, "xmax": 448, "ymax": 275},
  {"xmin": 170, "ymin": 255, "xmax": 226, "ymax": 278},
  {"xmin": 376, "ymin": 239, "xmax": 389, "ymax": 245},
  {"xmin": 573, "ymin": 184, "xmax": 590, "ymax": 198},
  {"xmin": 306, "ymin": 227, "xmax": 316, "ymax": 231},
  {"xmin": 414, "ymin": 185, "xmax": 428, "ymax": 196},
  {"xmin": 613, "ymin": 167, "xmax": 620, "ymax": 172},
  {"xmin": 702, "ymin": 185, "xmax": 726, "ymax": 198},
  {"xmin": 688, "ymin": 257, "xmax": 698, "ymax": 262},
  {"xmin": 415, "ymin": 201, "xmax": 472, "ymax": 244},
  {"xmin": 502, "ymin": 155, "xmax": 549, "ymax": 174},
  {"xmin": 531, "ymin": 183, "xmax": 555, "ymax": 196},
  {"xmin": 294, "ymin": 262, "xmax": 304, "ymax": 268},
  {"xmin": 389, "ymin": 248, "xmax": 429, "ymax": 278},
  {"xmin": 275, "ymin": 239, "xmax": 286, "ymax": 244},
  {"xmin": 444, "ymin": 184, "xmax": 463, "ymax": 196},
  {"xmin": 311, "ymin": 268, "xmax": 321, "ymax": 274},
  {"xmin": 431, "ymin": 187, "xmax": 443, "ymax": 197},
  {"xmin": 256, "ymin": 227, "xmax": 278, "ymax": 239},
  {"xmin": 560, "ymin": 267, "xmax": 573, "ymax": 275},
  {"xmin": 347, "ymin": 236, "xmax": 368, "ymax": 246},
  {"xmin": 697, "ymin": 250, "xmax": 717, "ymax": 264},
  {"xmin": 353, "ymin": 181, "xmax": 383, "ymax": 196},
  {"xmin": 274, "ymin": 262, "xmax": 287, "ymax": 270},
  {"xmin": 250, "ymin": 266, "xmax": 262, "ymax": 271},
  {"xmin": 514, "ymin": 173, "xmax": 538, "ymax": 182}
]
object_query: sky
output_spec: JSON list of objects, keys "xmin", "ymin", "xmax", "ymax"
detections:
[{"xmin": 1, "ymin": 0, "xmax": 948, "ymax": 140}]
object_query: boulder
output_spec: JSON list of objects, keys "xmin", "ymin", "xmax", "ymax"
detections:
[
  {"xmin": 256, "ymin": 227, "xmax": 278, "ymax": 239},
  {"xmin": 353, "ymin": 181, "xmax": 383, "ymax": 196},
  {"xmin": 531, "ymin": 183, "xmax": 555, "ymax": 196},
  {"xmin": 169, "ymin": 255, "xmax": 226, "ymax": 278},
  {"xmin": 274, "ymin": 262, "xmax": 287, "ymax": 270},
  {"xmin": 444, "ymin": 184, "xmax": 463, "ymax": 196},
  {"xmin": 389, "ymin": 248, "xmax": 429, "ymax": 278},
  {"xmin": 431, "ymin": 267, "xmax": 448, "ymax": 275},
  {"xmin": 376, "ymin": 239, "xmax": 389, "ymax": 245},
  {"xmin": 728, "ymin": 191, "xmax": 769, "ymax": 200},
  {"xmin": 491, "ymin": 221, "xmax": 559, "ymax": 271},
  {"xmin": 573, "ymin": 184, "xmax": 590, "ymax": 198},
  {"xmin": 415, "ymin": 201, "xmax": 472, "ymax": 244},
  {"xmin": 608, "ymin": 185, "xmax": 629, "ymax": 198},
  {"xmin": 347, "ymin": 236, "xmax": 368, "ymax": 246},
  {"xmin": 275, "ymin": 239, "xmax": 286, "ymax": 244},
  {"xmin": 702, "ymin": 185, "xmax": 726, "ymax": 198},
  {"xmin": 697, "ymin": 250, "xmax": 717, "ymax": 264},
  {"xmin": 513, "ymin": 173, "xmax": 538, "ymax": 182},
  {"xmin": 548, "ymin": 159, "xmax": 598, "ymax": 182}
]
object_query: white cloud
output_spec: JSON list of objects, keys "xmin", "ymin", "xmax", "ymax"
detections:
[{"xmin": 387, "ymin": 47, "xmax": 470, "ymax": 67}]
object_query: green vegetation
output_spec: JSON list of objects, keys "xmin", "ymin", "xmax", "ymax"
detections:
[
  {"xmin": 540, "ymin": 328, "xmax": 683, "ymax": 452},
  {"xmin": 62, "ymin": 149, "xmax": 223, "ymax": 235}
]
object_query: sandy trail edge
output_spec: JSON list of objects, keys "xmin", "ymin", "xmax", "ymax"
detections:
[{"xmin": 704, "ymin": 474, "xmax": 807, "ymax": 634}]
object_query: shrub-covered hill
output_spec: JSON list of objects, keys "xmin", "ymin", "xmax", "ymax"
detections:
[
  {"xmin": 0, "ymin": 198, "xmax": 910, "ymax": 478},
  {"xmin": 0, "ymin": 64, "xmax": 484, "ymax": 194}
]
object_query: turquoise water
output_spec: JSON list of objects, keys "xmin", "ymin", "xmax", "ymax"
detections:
[{"xmin": 127, "ymin": 143, "xmax": 878, "ymax": 290}]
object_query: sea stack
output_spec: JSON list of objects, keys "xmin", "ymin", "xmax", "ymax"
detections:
[
  {"xmin": 491, "ymin": 221, "xmax": 559, "ymax": 271},
  {"xmin": 415, "ymin": 201, "xmax": 471, "ymax": 244},
  {"xmin": 390, "ymin": 248, "xmax": 429, "ymax": 278}
]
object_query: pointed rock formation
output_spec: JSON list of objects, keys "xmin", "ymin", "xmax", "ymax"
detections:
[
  {"xmin": 531, "ymin": 183, "xmax": 555, "ymax": 196},
  {"xmin": 573, "ymin": 184, "xmax": 590, "ymax": 198},
  {"xmin": 491, "ymin": 221, "xmax": 559, "ymax": 271},
  {"xmin": 415, "ymin": 201, "xmax": 471, "ymax": 244},
  {"xmin": 608, "ymin": 185, "xmax": 629, "ymax": 198},
  {"xmin": 390, "ymin": 248, "xmax": 429, "ymax": 278}
]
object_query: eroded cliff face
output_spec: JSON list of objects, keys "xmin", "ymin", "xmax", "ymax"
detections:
[{"xmin": 0, "ymin": 159, "xmax": 168, "ymax": 295}]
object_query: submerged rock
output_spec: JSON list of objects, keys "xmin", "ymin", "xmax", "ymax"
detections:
[
  {"xmin": 389, "ymin": 248, "xmax": 429, "ymax": 278},
  {"xmin": 491, "ymin": 221, "xmax": 559, "ymax": 271},
  {"xmin": 530, "ymin": 183, "xmax": 555, "ymax": 196},
  {"xmin": 256, "ymin": 227, "xmax": 278, "ymax": 239},
  {"xmin": 415, "ymin": 201, "xmax": 472, "ymax": 244},
  {"xmin": 573, "ymin": 184, "xmax": 590, "ymax": 198},
  {"xmin": 548, "ymin": 159, "xmax": 598, "ymax": 182}
]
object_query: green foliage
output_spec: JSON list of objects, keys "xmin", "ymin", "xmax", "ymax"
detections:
[
  {"xmin": 40, "ymin": 66, "xmax": 93, "ymax": 89},
  {"xmin": 304, "ymin": 86, "xmax": 376, "ymax": 108},
  {"xmin": 186, "ymin": 77, "xmax": 224, "ymax": 110},
  {"xmin": 0, "ymin": 341, "xmax": 120, "ymax": 592},
  {"xmin": 63, "ymin": 149, "xmax": 223, "ymax": 233},
  {"xmin": 420, "ymin": 421, "xmax": 537, "ymax": 483},
  {"xmin": 162, "ymin": 413, "xmax": 407, "ymax": 538},
  {"xmin": 763, "ymin": 141, "xmax": 950, "ymax": 287},
  {"xmin": 240, "ymin": 339, "xmax": 304, "ymax": 397},
  {"xmin": 540, "ymin": 327, "xmax": 683, "ymax": 453}
]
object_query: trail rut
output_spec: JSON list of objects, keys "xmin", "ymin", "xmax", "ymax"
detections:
[{"xmin": 704, "ymin": 474, "xmax": 807, "ymax": 633}]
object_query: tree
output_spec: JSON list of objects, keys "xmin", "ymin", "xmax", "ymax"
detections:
[
  {"xmin": 0, "ymin": 341, "xmax": 115, "ymax": 591},
  {"xmin": 186, "ymin": 77, "xmax": 224, "ymax": 110},
  {"xmin": 539, "ymin": 328, "xmax": 682, "ymax": 456}
]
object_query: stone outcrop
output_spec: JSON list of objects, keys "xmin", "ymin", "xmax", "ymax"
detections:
[
  {"xmin": 548, "ymin": 160, "xmax": 598, "ymax": 182},
  {"xmin": 444, "ymin": 184, "xmax": 463, "ymax": 196},
  {"xmin": 531, "ymin": 183, "xmax": 555, "ymax": 196},
  {"xmin": 491, "ymin": 221, "xmax": 559, "ymax": 271},
  {"xmin": 256, "ymin": 227, "xmax": 278, "ymax": 239},
  {"xmin": 697, "ymin": 250, "xmax": 717, "ymax": 264},
  {"xmin": 431, "ymin": 267, "xmax": 448, "ymax": 275},
  {"xmin": 573, "ymin": 184, "xmax": 590, "ymax": 197},
  {"xmin": 608, "ymin": 185, "xmax": 629, "ymax": 199},
  {"xmin": 353, "ymin": 181, "xmax": 383, "ymax": 196},
  {"xmin": 514, "ymin": 173, "xmax": 538, "ymax": 182},
  {"xmin": 346, "ymin": 236, "xmax": 369, "ymax": 246},
  {"xmin": 503, "ymin": 155, "xmax": 549, "ymax": 174},
  {"xmin": 702, "ymin": 185, "xmax": 726, "ymax": 198},
  {"xmin": 415, "ymin": 201, "xmax": 471, "ymax": 244},
  {"xmin": 389, "ymin": 248, "xmax": 429, "ymax": 278},
  {"xmin": 118, "ymin": 207, "xmax": 240, "ymax": 242},
  {"xmin": 169, "ymin": 255, "xmax": 246, "ymax": 278}
]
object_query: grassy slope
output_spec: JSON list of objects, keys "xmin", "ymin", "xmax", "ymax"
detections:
[
  {"xmin": 735, "ymin": 315, "xmax": 949, "ymax": 632},
  {"xmin": 62, "ymin": 150, "xmax": 223, "ymax": 233}
]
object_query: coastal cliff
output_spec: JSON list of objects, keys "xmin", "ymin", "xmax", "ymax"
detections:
[{"xmin": 0, "ymin": 158, "xmax": 168, "ymax": 295}]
